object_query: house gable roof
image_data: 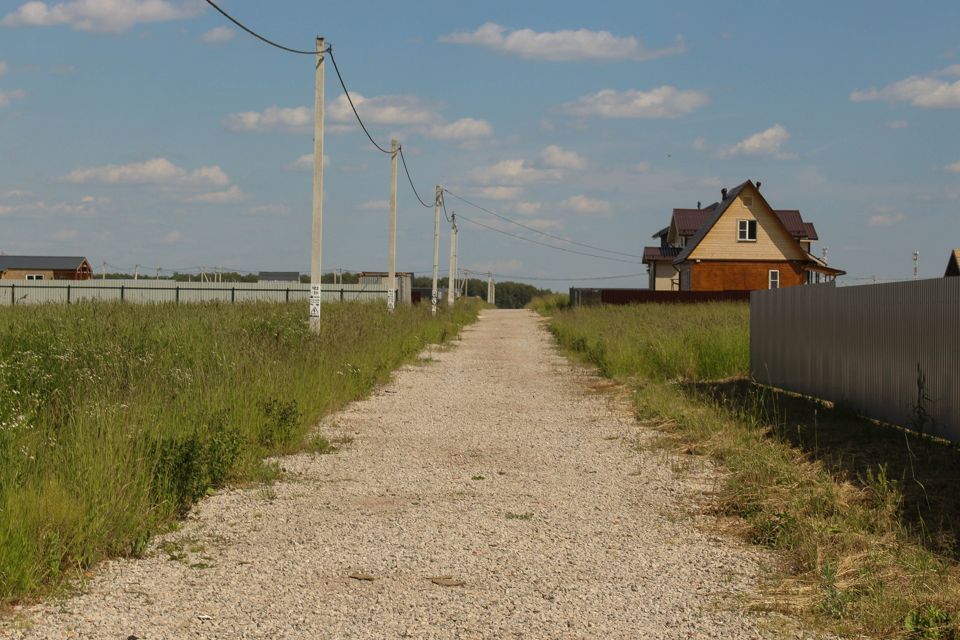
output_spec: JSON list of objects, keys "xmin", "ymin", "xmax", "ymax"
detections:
[
  {"xmin": 946, "ymin": 249, "xmax": 960, "ymax": 277},
  {"xmin": 0, "ymin": 255, "xmax": 89, "ymax": 271},
  {"xmin": 673, "ymin": 180, "xmax": 809, "ymax": 264}
]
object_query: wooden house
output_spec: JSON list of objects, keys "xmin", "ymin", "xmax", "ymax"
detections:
[
  {"xmin": 0, "ymin": 255, "xmax": 93, "ymax": 281},
  {"xmin": 642, "ymin": 180, "xmax": 844, "ymax": 291}
]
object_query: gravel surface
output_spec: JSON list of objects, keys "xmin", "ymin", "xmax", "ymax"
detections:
[{"xmin": 4, "ymin": 309, "xmax": 816, "ymax": 639}]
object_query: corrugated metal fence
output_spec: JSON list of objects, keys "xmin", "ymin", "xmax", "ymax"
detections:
[
  {"xmin": 751, "ymin": 279, "xmax": 960, "ymax": 442},
  {"xmin": 0, "ymin": 280, "xmax": 391, "ymax": 306}
]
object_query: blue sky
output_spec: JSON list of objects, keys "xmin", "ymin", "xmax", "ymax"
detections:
[{"xmin": 1, "ymin": 0, "xmax": 959, "ymax": 287}]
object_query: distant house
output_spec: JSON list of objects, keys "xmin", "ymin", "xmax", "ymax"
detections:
[
  {"xmin": 0, "ymin": 255, "xmax": 93, "ymax": 281},
  {"xmin": 642, "ymin": 180, "xmax": 844, "ymax": 292},
  {"xmin": 945, "ymin": 249, "xmax": 960, "ymax": 277},
  {"xmin": 357, "ymin": 271, "xmax": 413, "ymax": 304},
  {"xmin": 258, "ymin": 271, "xmax": 300, "ymax": 283}
]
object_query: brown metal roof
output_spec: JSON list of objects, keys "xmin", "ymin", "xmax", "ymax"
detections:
[
  {"xmin": 0, "ymin": 255, "xmax": 89, "ymax": 271},
  {"xmin": 671, "ymin": 206, "xmax": 716, "ymax": 236},
  {"xmin": 803, "ymin": 222, "xmax": 819, "ymax": 241},
  {"xmin": 642, "ymin": 246, "xmax": 682, "ymax": 263},
  {"xmin": 674, "ymin": 181, "xmax": 751, "ymax": 262}
]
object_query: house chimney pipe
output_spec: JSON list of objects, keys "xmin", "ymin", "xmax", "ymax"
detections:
[
  {"xmin": 756, "ymin": 181, "xmax": 762, "ymax": 191},
  {"xmin": 721, "ymin": 187, "xmax": 728, "ymax": 200},
  {"xmin": 697, "ymin": 201, "xmax": 701, "ymax": 210}
]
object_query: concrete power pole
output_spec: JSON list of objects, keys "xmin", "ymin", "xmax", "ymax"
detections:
[
  {"xmin": 387, "ymin": 138, "xmax": 399, "ymax": 312},
  {"xmin": 309, "ymin": 36, "xmax": 326, "ymax": 333},
  {"xmin": 431, "ymin": 185, "xmax": 441, "ymax": 315},
  {"xmin": 448, "ymin": 211, "xmax": 457, "ymax": 307},
  {"xmin": 487, "ymin": 272, "xmax": 494, "ymax": 305}
]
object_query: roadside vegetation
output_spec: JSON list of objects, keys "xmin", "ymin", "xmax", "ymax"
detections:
[
  {"xmin": 0, "ymin": 300, "xmax": 479, "ymax": 606},
  {"xmin": 541, "ymin": 302, "xmax": 960, "ymax": 639}
]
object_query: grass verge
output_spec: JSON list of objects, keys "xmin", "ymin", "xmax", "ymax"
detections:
[
  {"xmin": 543, "ymin": 302, "xmax": 960, "ymax": 639},
  {"xmin": 0, "ymin": 299, "xmax": 479, "ymax": 606}
]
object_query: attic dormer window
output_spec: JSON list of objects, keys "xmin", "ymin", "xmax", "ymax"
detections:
[{"xmin": 738, "ymin": 219, "xmax": 757, "ymax": 242}]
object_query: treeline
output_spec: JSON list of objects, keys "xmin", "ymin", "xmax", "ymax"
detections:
[{"xmin": 411, "ymin": 276, "xmax": 552, "ymax": 309}]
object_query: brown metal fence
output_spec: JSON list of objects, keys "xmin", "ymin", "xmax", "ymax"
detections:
[
  {"xmin": 750, "ymin": 279, "xmax": 960, "ymax": 442},
  {"xmin": 570, "ymin": 288, "xmax": 751, "ymax": 306}
]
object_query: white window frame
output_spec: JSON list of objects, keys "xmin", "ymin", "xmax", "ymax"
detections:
[
  {"xmin": 769, "ymin": 269, "xmax": 780, "ymax": 289},
  {"xmin": 25, "ymin": 273, "xmax": 44, "ymax": 281},
  {"xmin": 738, "ymin": 219, "xmax": 757, "ymax": 242}
]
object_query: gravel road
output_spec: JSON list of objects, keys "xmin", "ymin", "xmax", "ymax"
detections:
[{"xmin": 5, "ymin": 309, "xmax": 810, "ymax": 639}]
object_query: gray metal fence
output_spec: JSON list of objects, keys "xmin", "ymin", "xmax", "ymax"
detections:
[
  {"xmin": 751, "ymin": 279, "xmax": 960, "ymax": 442},
  {"xmin": 0, "ymin": 280, "xmax": 391, "ymax": 306}
]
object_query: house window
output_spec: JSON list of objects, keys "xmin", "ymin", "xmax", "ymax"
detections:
[
  {"xmin": 738, "ymin": 219, "xmax": 757, "ymax": 241},
  {"xmin": 769, "ymin": 269, "xmax": 780, "ymax": 289},
  {"xmin": 25, "ymin": 274, "xmax": 44, "ymax": 281},
  {"xmin": 678, "ymin": 235, "xmax": 686, "ymax": 248}
]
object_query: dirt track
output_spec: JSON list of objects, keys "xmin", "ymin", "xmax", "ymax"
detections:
[{"xmin": 6, "ymin": 309, "xmax": 809, "ymax": 639}]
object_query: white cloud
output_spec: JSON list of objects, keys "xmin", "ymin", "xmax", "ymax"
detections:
[
  {"xmin": 540, "ymin": 145, "xmax": 585, "ymax": 170},
  {"xmin": 200, "ymin": 25, "xmax": 234, "ymax": 44},
  {"xmin": 285, "ymin": 153, "xmax": 330, "ymax": 172},
  {"xmin": 64, "ymin": 157, "xmax": 230, "ymax": 187},
  {"xmin": 0, "ymin": 0, "xmax": 202, "ymax": 33},
  {"xmin": 560, "ymin": 87, "xmax": 709, "ymax": 119},
  {"xmin": 0, "ymin": 89, "xmax": 26, "ymax": 107},
  {"xmin": 851, "ymin": 74, "xmax": 960, "ymax": 108},
  {"xmin": 0, "ymin": 189, "xmax": 30, "ymax": 199},
  {"xmin": 561, "ymin": 195, "xmax": 610, "ymax": 215},
  {"xmin": 632, "ymin": 161, "xmax": 652, "ymax": 173},
  {"xmin": 428, "ymin": 117, "xmax": 493, "ymax": 140},
  {"xmin": 886, "ymin": 120, "xmax": 909, "ymax": 129},
  {"xmin": 718, "ymin": 124, "xmax": 794, "ymax": 159},
  {"xmin": 249, "ymin": 203, "xmax": 289, "ymax": 216},
  {"xmin": 0, "ymin": 61, "xmax": 7, "ymax": 77},
  {"xmin": 471, "ymin": 159, "xmax": 560, "ymax": 185},
  {"xmin": 440, "ymin": 23, "xmax": 685, "ymax": 62},
  {"xmin": 163, "ymin": 230, "xmax": 183, "ymax": 243},
  {"xmin": 868, "ymin": 212, "xmax": 905, "ymax": 227},
  {"xmin": 224, "ymin": 106, "xmax": 312, "ymax": 133},
  {"xmin": 328, "ymin": 93, "xmax": 438, "ymax": 126},
  {"xmin": 692, "ymin": 137, "xmax": 707, "ymax": 150},
  {"xmin": 473, "ymin": 186, "xmax": 523, "ymax": 200},
  {"xmin": 945, "ymin": 162, "xmax": 960, "ymax": 173},
  {"xmin": 357, "ymin": 199, "xmax": 389, "ymax": 211},
  {"xmin": 53, "ymin": 228, "xmax": 78, "ymax": 241},
  {"xmin": 186, "ymin": 185, "xmax": 245, "ymax": 204},
  {"xmin": 513, "ymin": 201, "xmax": 542, "ymax": 215},
  {"xmin": 0, "ymin": 197, "xmax": 98, "ymax": 216}
]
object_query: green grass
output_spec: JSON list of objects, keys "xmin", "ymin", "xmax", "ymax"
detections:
[
  {"xmin": 544, "ymin": 302, "xmax": 960, "ymax": 639},
  {"xmin": 0, "ymin": 300, "xmax": 479, "ymax": 605}
]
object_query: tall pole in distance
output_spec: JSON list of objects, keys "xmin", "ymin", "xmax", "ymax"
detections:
[
  {"xmin": 309, "ymin": 36, "xmax": 326, "ymax": 333},
  {"xmin": 431, "ymin": 186, "xmax": 441, "ymax": 315},
  {"xmin": 487, "ymin": 272, "xmax": 493, "ymax": 305},
  {"xmin": 448, "ymin": 211, "xmax": 457, "ymax": 307},
  {"xmin": 388, "ymin": 138, "xmax": 399, "ymax": 312}
]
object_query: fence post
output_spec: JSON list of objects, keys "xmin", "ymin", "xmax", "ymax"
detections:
[
  {"xmin": 66, "ymin": 285, "xmax": 71, "ymax": 305},
  {"xmin": 10, "ymin": 284, "xmax": 14, "ymax": 306},
  {"xmin": 175, "ymin": 286, "xmax": 180, "ymax": 304},
  {"xmin": 285, "ymin": 288, "xmax": 290, "ymax": 303},
  {"xmin": 340, "ymin": 287, "xmax": 344, "ymax": 302},
  {"xmin": 231, "ymin": 287, "xmax": 236, "ymax": 304},
  {"xmin": 120, "ymin": 285, "xmax": 125, "ymax": 302}
]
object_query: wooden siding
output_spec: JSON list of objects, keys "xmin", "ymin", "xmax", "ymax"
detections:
[
  {"xmin": 1, "ymin": 269, "xmax": 55, "ymax": 281},
  {"xmin": 690, "ymin": 260, "xmax": 804, "ymax": 292},
  {"xmin": 689, "ymin": 189, "xmax": 807, "ymax": 262}
]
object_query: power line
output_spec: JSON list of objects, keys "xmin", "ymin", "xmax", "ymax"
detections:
[
  {"xmin": 441, "ymin": 191, "xmax": 451, "ymax": 222},
  {"xmin": 443, "ymin": 189, "xmax": 642, "ymax": 259},
  {"xmin": 456, "ymin": 212, "xmax": 640, "ymax": 264},
  {"xmin": 399, "ymin": 147, "xmax": 433, "ymax": 208},
  {"xmin": 325, "ymin": 47, "xmax": 392, "ymax": 155},
  {"xmin": 203, "ymin": 0, "xmax": 318, "ymax": 55},
  {"xmin": 460, "ymin": 269, "xmax": 645, "ymax": 282}
]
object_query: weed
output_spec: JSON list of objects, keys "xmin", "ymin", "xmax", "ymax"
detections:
[{"xmin": 471, "ymin": 475, "xmax": 485, "ymax": 481}]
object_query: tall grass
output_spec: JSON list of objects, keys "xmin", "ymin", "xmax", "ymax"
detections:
[
  {"xmin": 546, "ymin": 302, "xmax": 960, "ymax": 639},
  {"xmin": 0, "ymin": 300, "xmax": 478, "ymax": 605}
]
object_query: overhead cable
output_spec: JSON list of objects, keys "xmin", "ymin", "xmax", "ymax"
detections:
[
  {"xmin": 456, "ymin": 213, "xmax": 640, "ymax": 264},
  {"xmin": 399, "ymin": 147, "xmax": 433, "ymax": 208},
  {"xmin": 203, "ymin": 0, "xmax": 318, "ymax": 55},
  {"xmin": 444, "ymin": 189, "xmax": 643, "ymax": 259},
  {"xmin": 325, "ymin": 47, "xmax": 393, "ymax": 155}
]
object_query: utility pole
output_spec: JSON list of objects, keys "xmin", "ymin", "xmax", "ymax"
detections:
[
  {"xmin": 101, "ymin": 262, "xmax": 106, "ymax": 280},
  {"xmin": 309, "ymin": 36, "xmax": 326, "ymax": 333},
  {"xmin": 431, "ymin": 185, "xmax": 441, "ymax": 315},
  {"xmin": 134, "ymin": 265, "xmax": 139, "ymax": 281},
  {"xmin": 487, "ymin": 272, "xmax": 494, "ymax": 305},
  {"xmin": 387, "ymin": 138, "xmax": 399, "ymax": 312},
  {"xmin": 448, "ymin": 211, "xmax": 457, "ymax": 307}
]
